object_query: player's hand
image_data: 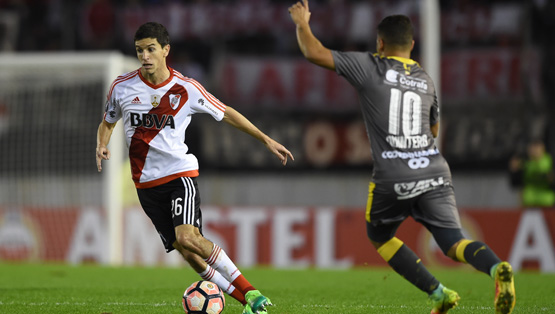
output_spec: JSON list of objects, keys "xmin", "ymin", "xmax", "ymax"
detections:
[
  {"xmin": 265, "ymin": 139, "xmax": 294, "ymax": 166},
  {"xmin": 96, "ymin": 146, "xmax": 111, "ymax": 172},
  {"xmin": 289, "ymin": 0, "xmax": 311, "ymax": 26}
]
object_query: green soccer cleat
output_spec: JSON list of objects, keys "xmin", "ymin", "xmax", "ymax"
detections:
[
  {"xmin": 242, "ymin": 304, "xmax": 266, "ymax": 314},
  {"xmin": 244, "ymin": 290, "xmax": 272, "ymax": 314},
  {"xmin": 494, "ymin": 261, "xmax": 516, "ymax": 314},
  {"xmin": 429, "ymin": 286, "xmax": 460, "ymax": 314}
]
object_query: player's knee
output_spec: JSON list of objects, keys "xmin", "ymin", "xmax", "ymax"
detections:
[
  {"xmin": 370, "ymin": 239, "xmax": 386, "ymax": 249},
  {"xmin": 175, "ymin": 230, "xmax": 201, "ymax": 253},
  {"xmin": 446, "ymin": 241, "xmax": 461, "ymax": 261},
  {"xmin": 366, "ymin": 221, "xmax": 398, "ymax": 248},
  {"xmin": 429, "ymin": 227, "xmax": 464, "ymax": 258},
  {"xmin": 448, "ymin": 239, "xmax": 474, "ymax": 262},
  {"xmin": 175, "ymin": 233, "xmax": 191, "ymax": 249}
]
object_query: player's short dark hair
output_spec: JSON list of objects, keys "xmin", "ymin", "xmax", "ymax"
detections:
[
  {"xmin": 134, "ymin": 22, "xmax": 170, "ymax": 47},
  {"xmin": 377, "ymin": 15, "xmax": 413, "ymax": 49}
]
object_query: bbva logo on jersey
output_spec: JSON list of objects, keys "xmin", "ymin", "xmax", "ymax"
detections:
[{"xmin": 130, "ymin": 112, "xmax": 175, "ymax": 129}]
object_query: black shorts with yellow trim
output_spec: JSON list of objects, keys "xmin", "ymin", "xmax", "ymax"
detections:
[{"xmin": 365, "ymin": 180, "xmax": 461, "ymax": 243}]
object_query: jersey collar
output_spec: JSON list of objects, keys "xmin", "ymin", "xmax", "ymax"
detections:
[
  {"xmin": 372, "ymin": 53, "xmax": 420, "ymax": 66},
  {"xmin": 139, "ymin": 66, "xmax": 174, "ymax": 89},
  {"xmin": 387, "ymin": 56, "xmax": 419, "ymax": 66}
]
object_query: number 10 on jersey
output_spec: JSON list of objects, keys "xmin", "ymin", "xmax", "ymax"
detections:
[{"xmin": 388, "ymin": 88, "xmax": 423, "ymax": 137}]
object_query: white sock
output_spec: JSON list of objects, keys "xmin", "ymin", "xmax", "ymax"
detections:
[
  {"xmin": 198, "ymin": 265, "xmax": 236, "ymax": 295},
  {"xmin": 205, "ymin": 243, "xmax": 242, "ymax": 283}
]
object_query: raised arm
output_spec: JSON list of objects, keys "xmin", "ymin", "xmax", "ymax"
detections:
[
  {"xmin": 289, "ymin": 0, "xmax": 335, "ymax": 70},
  {"xmin": 96, "ymin": 119, "xmax": 117, "ymax": 172},
  {"xmin": 223, "ymin": 106, "xmax": 294, "ymax": 165}
]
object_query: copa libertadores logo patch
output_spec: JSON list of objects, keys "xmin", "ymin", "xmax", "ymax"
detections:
[{"xmin": 151, "ymin": 94, "xmax": 161, "ymax": 107}]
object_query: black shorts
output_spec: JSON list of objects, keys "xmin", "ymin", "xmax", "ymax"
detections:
[
  {"xmin": 366, "ymin": 179, "xmax": 461, "ymax": 243},
  {"xmin": 136, "ymin": 177, "xmax": 203, "ymax": 252}
]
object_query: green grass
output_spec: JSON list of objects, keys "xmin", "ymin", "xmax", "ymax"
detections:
[{"xmin": 0, "ymin": 263, "xmax": 554, "ymax": 313}]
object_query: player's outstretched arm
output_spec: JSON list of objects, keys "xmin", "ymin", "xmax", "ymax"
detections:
[
  {"xmin": 96, "ymin": 120, "xmax": 117, "ymax": 172},
  {"xmin": 288, "ymin": 0, "xmax": 334, "ymax": 70},
  {"xmin": 223, "ymin": 106, "xmax": 294, "ymax": 166}
]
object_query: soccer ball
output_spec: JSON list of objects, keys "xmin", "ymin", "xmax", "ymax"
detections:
[{"xmin": 182, "ymin": 280, "xmax": 225, "ymax": 314}]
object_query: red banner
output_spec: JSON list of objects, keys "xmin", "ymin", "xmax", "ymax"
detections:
[
  {"xmin": 1, "ymin": 207, "xmax": 554, "ymax": 272},
  {"xmin": 211, "ymin": 48, "xmax": 541, "ymax": 112}
]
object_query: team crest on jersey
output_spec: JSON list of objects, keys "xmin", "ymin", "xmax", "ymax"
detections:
[
  {"xmin": 151, "ymin": 94, "xmax": 161, "ymax": 107},
  {"xmin": 169, "ymin": 94, "xmax": 181, "ymax": 110}
]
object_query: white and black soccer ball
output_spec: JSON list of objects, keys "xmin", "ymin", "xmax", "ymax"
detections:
[{"xmin": 182, "ymin": 280, "xmax": 225, "ymax": 314}]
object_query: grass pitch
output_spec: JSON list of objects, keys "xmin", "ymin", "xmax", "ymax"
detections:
[{"xmin": 0, "ymin": 263, "xmax": 554, "ymax": 313}]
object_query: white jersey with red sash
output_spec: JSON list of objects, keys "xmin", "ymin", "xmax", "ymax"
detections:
[{"xmin": 104, "ymin": 67, "xmax": 225, "ymax": 188}]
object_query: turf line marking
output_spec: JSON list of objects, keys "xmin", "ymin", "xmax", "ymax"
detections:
[{"xmin": 0, "ymin": 301, "xmax": 180, "ymax": 307}]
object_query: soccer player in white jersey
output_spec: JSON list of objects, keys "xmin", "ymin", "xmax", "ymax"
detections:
[
  {"xmin": 96, "ymin": 22, "xmax": 292, "ymax": 314},
  {"xmin": 289, "ymin": 1, "xmax": 515, "ymax": 314}
]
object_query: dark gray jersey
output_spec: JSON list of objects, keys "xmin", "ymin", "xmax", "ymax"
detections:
[{"xmin": 332, "ymin": 51, "xmax": 451, "ymax": 184}]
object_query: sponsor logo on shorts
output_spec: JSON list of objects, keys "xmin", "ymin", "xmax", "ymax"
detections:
[{"xmin": 394, "ymin": 177, "xmax": 448, "ymax": 200}]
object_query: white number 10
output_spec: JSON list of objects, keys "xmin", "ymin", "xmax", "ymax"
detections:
[{"xmin": 388, "ymin": 88, "xmax": 422, "ymax": 136}]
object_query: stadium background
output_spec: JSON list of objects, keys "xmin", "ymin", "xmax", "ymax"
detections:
[{"xmin": 0, "ymin": 0, "xmax": 554, "ymax": 272}]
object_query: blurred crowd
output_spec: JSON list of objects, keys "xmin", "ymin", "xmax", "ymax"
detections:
[
  {"xmin": 1, "ymin": 0, "xmax": 555, "ymax": 178},
  {"xmin": 1, "ymin": 0, "xmax": 553, "ymax": 73},
  {"xmin": 1, "ymin": 0, "xmax": 551, "ymax": 51},
  {"xmin": 1, "ymin": 0, "xmax": 552, "ymax": 87},
  {"xmin": 1, "ymin": 0, "xmax": 553, "ymax": 82}
]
